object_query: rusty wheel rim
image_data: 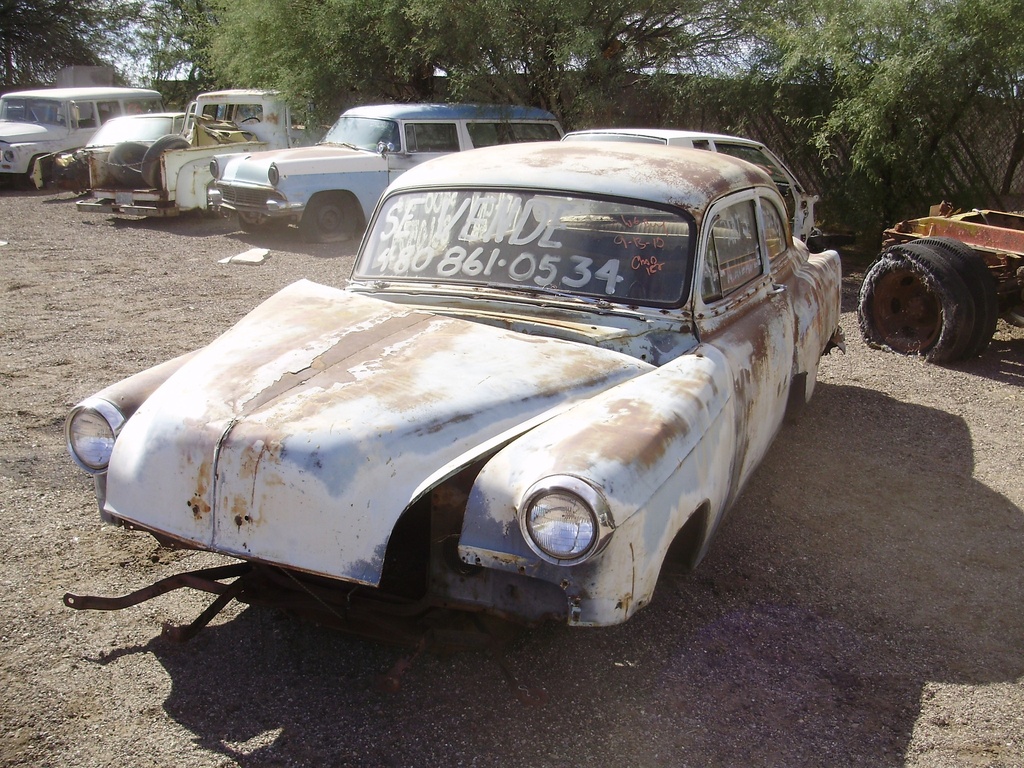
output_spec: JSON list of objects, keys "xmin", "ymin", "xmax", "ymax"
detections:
[{"xmin": 870, "ymin": 268, "xmax": 941, "ymax": 353}]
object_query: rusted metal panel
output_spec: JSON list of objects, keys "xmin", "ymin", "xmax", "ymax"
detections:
[
  {"xmin": 105, "ymin": 280, "xmax": 653, "ymax": 584},
  {"xmin": 886, "ymin": 212, "xmax": 1024, "ymax": 257},
  {"xmin": 387, "ymin": 142, "xmax": 769, "ymax": 228}
]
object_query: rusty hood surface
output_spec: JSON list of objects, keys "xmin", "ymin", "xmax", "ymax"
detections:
[{"xmin": 104, "ymin": 280, "xmax": 653, "ymax": 584}]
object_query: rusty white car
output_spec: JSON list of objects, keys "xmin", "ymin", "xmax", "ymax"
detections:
[{"xmin": 64, "ymin": 142, "xmax": 843, "ymax": 645}]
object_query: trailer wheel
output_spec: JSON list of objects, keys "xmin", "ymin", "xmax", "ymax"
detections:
[
  {"xmin": 140, "ymin": 134, "xmax": 191, "ymax": 189},
  {"xmin": 913, "ymin": 236, "xmax": 999, "ymax": 357},
  {"xmin": 299, "ymin": 191, "xmax": 362, "ymax": 243},
  {"xmin": 858, "ymin": 242, "xmax": 976, "ymax": 363}
]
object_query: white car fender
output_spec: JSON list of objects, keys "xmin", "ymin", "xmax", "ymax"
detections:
[{"xmin": 459, "ymin": 345, "xmax": 739, "ymax": 625}]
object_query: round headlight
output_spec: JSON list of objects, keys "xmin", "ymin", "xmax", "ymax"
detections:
[
  {"xmin": 209, "ymin": 157, "xmax": 220, "ymax": 179},
  {"xmin": 65, "ymin": 398, "xmax": 126, "ymax": 474},
  {"xmin": 267, "ymin": 163, "xmax": 279, "ymax": 186},
  {"xmin": 520, "ymin": 476, "xmax": 614, "ymax": 565}
]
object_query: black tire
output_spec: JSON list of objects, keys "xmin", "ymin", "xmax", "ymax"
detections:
[
  {"xmin": 858, "ymin": 242, "xmax": 976, "ymax": 364},
  {"xmin": 913, "ymin": 236, "xmax": 998, "ymax": 358},
  {"xmin": 140, "ymin": 134, "xmax": 190, "ymax": 189},
  {"xmin": 107, "ymin": 141, "xmax": 148, "ymax": 187},
  {"xmin": 299, "ymin": 192, "xmax": 363, "ymax": 243}
]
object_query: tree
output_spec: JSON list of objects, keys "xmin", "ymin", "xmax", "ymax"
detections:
[
  {"xmin": 204, "ymin": 0, "xmax": 766, "ymax": 126},
  {"xmin": 123, "ymin": 0, "xmax": 220, "ymax": 104},
  {"xmin": 764, "ymin": 0, "xmax": 1024, "ymax": 232},
  {"xmin": 0, "ymin": 0, "xmax": 143, "ymax": 88}
]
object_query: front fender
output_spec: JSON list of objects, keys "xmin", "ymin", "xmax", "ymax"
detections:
[{"xmin": 458, "ymin": 346, "xmax": 738, "ymax": 625}]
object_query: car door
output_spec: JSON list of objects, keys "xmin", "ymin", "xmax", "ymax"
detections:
[
  {"xmin": 693, "ymin": 192, "xmax": 797, "ymax": 493},
  {"xmin": 387, "ymin": 121, "xmax": 460, "ymax": 181}
]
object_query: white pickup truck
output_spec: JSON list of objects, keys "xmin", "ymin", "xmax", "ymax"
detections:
[{"xmin": 76, "ymin": 90, "xmax": 312, "ymax": 218}]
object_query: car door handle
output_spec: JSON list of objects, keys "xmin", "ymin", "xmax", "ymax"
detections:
[{"xmin": 771, "ymin": 283, "xmax": 787, "ymax": 294}]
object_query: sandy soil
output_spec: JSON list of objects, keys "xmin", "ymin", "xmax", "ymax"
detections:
[{"xmin": 1, "ymin": 188, "xmax": 1022, "ymax": 768}]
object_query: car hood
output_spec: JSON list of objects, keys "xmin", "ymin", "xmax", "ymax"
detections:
[
  {"xmin": 0, "ymin": 120, "xmax": 63, "ymax": 142},
  {"xmin": 105, "ymin": 280, "xmax": 653, "ymax": 585},
  {"xmin": 219, "ymin": 145, "xmax": 384, "ymax": 185}
]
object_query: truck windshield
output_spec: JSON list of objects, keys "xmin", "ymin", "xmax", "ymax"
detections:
[
  {"xmin": 1, "ymin": 98, "xmax": 66, "ymax": 126},
  {"xmin": 355, "ymin": 189, "xmax": 696, "ymax": 308},
  {"xmin": 321, "ymin": 117, "xmax": 400, "ymax": 151}
]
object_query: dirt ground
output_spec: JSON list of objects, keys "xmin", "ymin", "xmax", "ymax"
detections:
[{"xmin": 1, "ymin": 188, "xmax": 1022, "ymax": 768}]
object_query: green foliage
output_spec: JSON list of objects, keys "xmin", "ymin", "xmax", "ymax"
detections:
[
  {"xmin": 128, "ymin": 0, "xmax": 220, "ymax": 103},
  {"xmin": 203, "ymin": 0, "xmax": 765, "ymax": 126},
  {"xmin": 0, "ymin": 0, "xmax": 144, "ymax": 88},
  {"xmin": 766, "ymin": 0, "xmax": 1024, "ymax": 236}
]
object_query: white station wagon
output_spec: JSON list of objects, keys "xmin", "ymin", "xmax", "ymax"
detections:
[
  {"xmin": 65, "ymin": 142, "xmax": 843, "ymax": 645},
  {"xmin": 562, "ymin": 127, "xmax": 825, "ymax": 250}
]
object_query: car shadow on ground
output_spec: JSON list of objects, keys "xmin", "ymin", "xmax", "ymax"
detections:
[{"xmin": 102, "ymin": 380, "xmax": 1022, "ymax": 767}]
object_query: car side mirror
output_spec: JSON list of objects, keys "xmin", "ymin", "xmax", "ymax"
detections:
[{"xmin": 377, "ymin": 141, "xmax": 396, "ymax": 156}]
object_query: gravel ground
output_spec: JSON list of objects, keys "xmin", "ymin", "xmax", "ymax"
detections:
[{"xmin": 1, "ymin": 188, "xmax": 1022, "ymax": 768}]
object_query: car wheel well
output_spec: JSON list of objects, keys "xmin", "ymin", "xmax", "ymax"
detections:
[
  {"xmin": 662, "ymin": 502, "xmax": 711, "ymax": 575},
  {"xmin": 299, "ymin": 189, "xmax": 364, "ymax": 243}
]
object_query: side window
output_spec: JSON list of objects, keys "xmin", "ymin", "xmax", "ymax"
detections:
[
  {"xmin": 76, "ymin": 102, "xmax": 98, "ymax": 129},
  {"xmin": 762, "ymin": 199, "xmax": 788, "ymax": 262},
  {"xmin": 467, "ymin": 122, "xmax": 562, "ymax": 147},
  {"xmin": 467, "ymin": 122, "xmax": 501, "ymax": 147},
  {"xmin": 702, "ymin": 199, "xmax": 763, "ymax": 300},
  {"xmin": 234, "ymin": 103, "xmax": 263, "ymax": 123},
  {"xmin": 96, "ymin": 101, "xmax": 120, "ymax": 124},
  {"xmin": 404, "ymin": 122, "xmax": 459, "ymax": 153}
]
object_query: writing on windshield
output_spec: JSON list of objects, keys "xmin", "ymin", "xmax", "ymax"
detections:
[{"xmin": 355, "ymin": 190, "xmax": 694, "ymax": 307}]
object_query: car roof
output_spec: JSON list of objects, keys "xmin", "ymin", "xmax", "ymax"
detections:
[
  {"xmin": 0, "ymin": 87, "xmax": 162, "ymax": 100},
  {"xmin": 563, "ymin": 128, "xmax": 765, "ymax": 148},
  {"xmin": 195, "ymin": 89, "xmax": 280, "ymax": 101},
  {"xmin": 385, "ymin": 141, "xmax": 773, "ymax": 221},
  {"xmin": 102, "ymin": 112, "xmax": 186, "ymax": 121},
  {"xmin": 343, "ymin": 103, "xmax": 559, "ymax": 122}
]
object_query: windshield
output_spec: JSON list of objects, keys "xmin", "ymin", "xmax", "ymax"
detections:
[
  {"xmin": 0, "ymin": 97, "xmax": 66, "ymax": 126},
  {"xmin": 355, "ymin": 189, "xmax": 695, "ymax": 307},
  {"xmin": 88, "ymin": 115, "xmax": 183, "ymax": 146},
  {"xmin": 320, "ymin": 116, "xmax": 400, "ymax": 151}
]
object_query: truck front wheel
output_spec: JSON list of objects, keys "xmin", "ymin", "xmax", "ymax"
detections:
[{"xmin": 299, "ymin": 192, "xmax": 362, "ymax": 243}]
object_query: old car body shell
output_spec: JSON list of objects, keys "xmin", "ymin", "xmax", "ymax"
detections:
[{"xmin": 71, "ymin": 142, "xmax": 842, "ymax": 628}]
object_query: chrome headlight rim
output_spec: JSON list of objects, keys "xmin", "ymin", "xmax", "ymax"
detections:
[
  {"xmin": 208, "ymin": 157, "xmax": 220, "ymax": 180},
  {"xmin": 65, "ymin": 397, "xmax": 126, "ymax": 474},
  {"xmin": 267, "ymin": 162, "xmax": 279, "ymax": 186},
  {"xmin": 519, "ymin": 475, "xmax": 615, "ymax": 566}
]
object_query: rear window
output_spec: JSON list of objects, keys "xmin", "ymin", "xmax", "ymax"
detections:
[{"xmin": 355, "ymin": 189, "xmax": 696, "ymax": 307}]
